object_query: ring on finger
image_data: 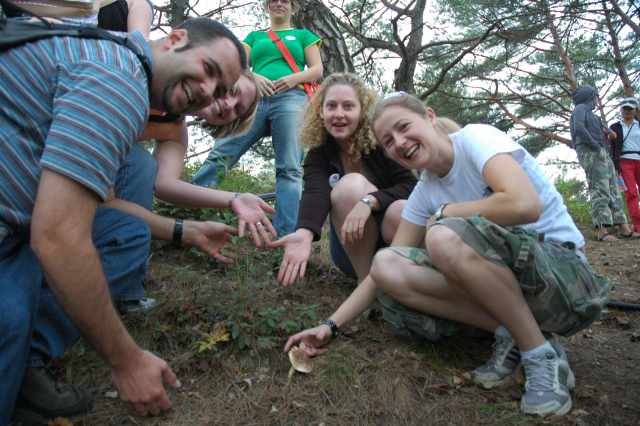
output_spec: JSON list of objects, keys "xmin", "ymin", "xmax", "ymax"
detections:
[{"xmin": 256, "ymin": 221, "xmax": 262, "ymax": 227}]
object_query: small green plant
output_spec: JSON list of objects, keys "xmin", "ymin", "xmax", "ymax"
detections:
[{"xmin": 279, "ymin": 303, "xmax": 321, "ymax": 333}]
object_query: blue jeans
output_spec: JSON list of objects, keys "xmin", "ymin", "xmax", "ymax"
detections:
[
  {"xmin": 114, "ymin": 142, "xmax": 158, "ymax": 211},
  {"xmin": 329, "ymin": 215, "xmax": 387, "ymax": 281},
  {"xmin": 191, "ymin": 90, "xmax": 307, "ymax": 235},
  {"xmin": 0, "ymin": 209, "xmax": 150, "ymax": 424}
]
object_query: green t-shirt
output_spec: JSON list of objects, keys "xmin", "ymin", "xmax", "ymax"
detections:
[{"xmin": 242, "ymin": 28, "xmax": 321, "ymax": 81}]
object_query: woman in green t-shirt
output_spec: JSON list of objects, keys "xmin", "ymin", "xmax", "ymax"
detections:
[{"xmin": 192, "ymin": 0, "xmax": 323, "ymax": 236}]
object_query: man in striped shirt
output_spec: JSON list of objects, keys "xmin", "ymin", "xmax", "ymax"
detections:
[{"xmin": 0, "ymin": 17, "xmax": 246, "ymax": 424}]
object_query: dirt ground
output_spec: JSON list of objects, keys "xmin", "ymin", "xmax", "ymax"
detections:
[{"xmin": 27, "ymin": 223, "xmax": 640, "ymax": 426}]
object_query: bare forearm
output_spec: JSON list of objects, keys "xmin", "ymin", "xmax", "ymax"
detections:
[
  {"xmin": 102, "ymin": 198, "xmax": 175, "ymax": 241},
  {"xmin": 328, "ymin": 277, "xmax": 378, "ymax": 328},
  {"xmin": 35, "ymin": 236, "xmax": 139, "ymax": 366},
  {"xmin": 154, "ymin": 178, "xmax": 234, "ymax": 209},
  {"xmin": 294, "ymin": 65, "xmax": 323, "ymax": 85},
  {"xmin": 438, "ymin": 193, "xmax": 541, "ymax": 227}
]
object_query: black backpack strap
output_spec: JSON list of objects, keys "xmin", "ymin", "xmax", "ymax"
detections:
[
  {"xmin": 147, "ymin": 113, "xmax": 184, "ymax": 123},
  {"xmin": 0, "ymin": 0, "xmax": 152, "ymax": 86}
]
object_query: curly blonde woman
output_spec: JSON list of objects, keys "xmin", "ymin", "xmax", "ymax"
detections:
[{"xmin": 271, "ymin": 73, "xmax": 418, "ymax": 286}]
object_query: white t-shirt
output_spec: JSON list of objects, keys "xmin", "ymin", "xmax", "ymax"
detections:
[
  {"xmin": 402, "ymin": 124, "xmax": 585, "ymax": 247},
  {"xmin": 620, "ymin": 119, "xmax": 640, "ymax": 161}
]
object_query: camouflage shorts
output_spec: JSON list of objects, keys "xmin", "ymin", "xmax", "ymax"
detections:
[{"xmin": 377, "ymin": 213, "xmax": 611, "ymax": 341}]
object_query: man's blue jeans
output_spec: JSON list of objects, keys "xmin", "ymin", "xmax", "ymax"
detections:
[
  {"xmin": 114, "ymin": 142, "xmax": 158, "ymax": 211},
  {"xmin": 191, "ymin": 90, "xmax": 306, "ymax": 235},
  {"xmin": 0, "ymin": 209, "xmax": 150, "ymax": 424}
]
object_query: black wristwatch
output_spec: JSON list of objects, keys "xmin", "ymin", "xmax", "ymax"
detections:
[
  {"xmin": 434, "ymin": 203, "xmax": 449, "ymax": 221},
  {"xmin": 321, "ymin": 319, "xmax": 340, "ymax": 337},
  {"xmin": 173, "ymin": 219, "xmax": 183, "ymax": 243}
]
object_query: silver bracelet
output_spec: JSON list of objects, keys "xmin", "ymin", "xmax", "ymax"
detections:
[
  {"xmin": 360, "ymin": 196, "xmax": 375, "ymax": 210},
  {"xmin": 228, "ymin": 192, "xmax": 241, "ymax": 213}
]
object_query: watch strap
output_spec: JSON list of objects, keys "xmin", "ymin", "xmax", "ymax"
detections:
[
  {"xmin": 228, "ymin": 192, "xmax": 241, "ymax": 213},
  {"xmin": 173, "ymin": 219, "xmax": 183, "ymax": 243},
  {"xmin": 360, "ymin": 196, "xmax": 374, "ymax": 210},
  {"xmin": 435, "ymin": 203, "xmax": 449, "ymax": 221},
  {"xmin": 321, "ymin": 319, "xmax": 340, "ymax": 337}
]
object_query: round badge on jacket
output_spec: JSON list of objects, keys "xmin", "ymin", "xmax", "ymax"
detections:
[
  {"xmin": 285, "ymin": 36, "xmax": 296, "ymax": 41},
  {"xmin": 329, "ymin": 173, "xmax": 340, "ymax": 188}
]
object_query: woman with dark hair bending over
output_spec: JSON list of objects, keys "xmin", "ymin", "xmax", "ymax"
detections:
[
  {"xmin": 285, "ymin": 92, "xmax": 610, "ymax": 418},
  {"xmin": 271, "ymin": 74, "xmax": 417, "ymax": 286}
]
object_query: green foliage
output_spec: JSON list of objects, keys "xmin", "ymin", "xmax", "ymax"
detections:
[
  {"xmin": 154, "ymin": 227, "xmax": 318, "ymax": 357},
  {"xmin": 279, "ymin": 303, "xmax": 321, "ymax": 333},
  {"xmin": 554, "ymin": 170, "xmax": 592, "ymax": 225}
]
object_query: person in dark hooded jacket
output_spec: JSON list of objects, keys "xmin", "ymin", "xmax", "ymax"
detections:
[{"xmin": 570, "ymin": 86, "xmax": 638, "ymax": 241}]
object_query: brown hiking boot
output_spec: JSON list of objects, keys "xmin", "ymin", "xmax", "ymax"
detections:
[{"xmin": 11, "ymin": 367, "xmax": 93, "ymax": 425}]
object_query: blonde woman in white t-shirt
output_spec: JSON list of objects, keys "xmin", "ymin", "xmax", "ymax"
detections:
[{"xmin": 284, "ymin": 92, "xmax": 610, "ymax": 419}]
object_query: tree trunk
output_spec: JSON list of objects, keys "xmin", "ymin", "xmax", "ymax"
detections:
[
  {"xmin": 602, "ymin": 0, "xmax": 635, "ymax": 97},
  {"xmin": 542, "ymin": 0, "xmax": 578, "ymax": 90},
  {"xmin": 389, "ymin": 0, "xmax": 427, "ymax": 94},
  {"xmin": 292, "ymin": 0, "xmax": 355, "ymax": 78}
]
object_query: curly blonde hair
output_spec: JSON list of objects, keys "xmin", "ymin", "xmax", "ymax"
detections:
[
  {"xmin": 198, "ymin": 70, "xmax": 260, "ymax": 139},
  {"xmin": 298, "ymin": 73, "xmax": 379, "ymax": 161}
]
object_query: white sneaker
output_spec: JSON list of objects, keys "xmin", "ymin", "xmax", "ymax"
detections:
[
  {"xmin": 116, "ymin": 297, "xmax": 156, "ymax": 314},
  {"xmin": 520, "ymin": 341, "xmax": 575, "ymax": 417},
  {"xmin": 472, "ymin": 334, "xmax": 521, "ymax": 389}
]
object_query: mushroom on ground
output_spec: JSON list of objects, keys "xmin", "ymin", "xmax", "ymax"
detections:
[{"xmin": 288, "ymin": 346, "xmax": 313, "ymax": 378}]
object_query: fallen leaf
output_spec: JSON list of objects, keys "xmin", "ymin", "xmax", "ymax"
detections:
[
  {"xmin": 204, "ymin": 326, "xmax": 230, "ymax": 345},
  {"xmin": 105, "ymin": 390, "xmax": 118, "ymax": 399},
  {"xmin": 234, "ymin": 366, "xmax": 246, "ymax": 375},
  {"xmin": 292, "ymin": 400, "xmax": 304, "ymax": 408},
  {"xmin": 188, "ymin": 391, "xmax": 202, "ymax": 399},
  {"xmin": 615, "ymin": 312, "xmax": 630, "ymax": 325},
  {"xmin": 243, "ymin": 378, "xmax": 252, "ymax": 387},
  {"xmin": 453, "ymin": 375, "xmax": 463, "ymax": 385},
  {"xmin": 198, "ymin": 360, "xmax": 210, "ymax": 372},
  {"xmin": 601, "ymin": 394, "xmax": 611, "ymax": 405}
]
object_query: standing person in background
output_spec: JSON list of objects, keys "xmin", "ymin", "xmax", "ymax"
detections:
[
  {"xmin": 191, "ymin": 0, "xmax": 323, "ymax": 236},
  {"xmin": 570, "ymin": 86, "xmax": 638, "ymax": 241},
  {"xmin": 610, "ymin": 98, "xmax": 640, "ymax": 236},
  {"xmin": 270, "ymin": 73, "xmax": 417, "ymax": 287},
  {"xmin": 97, "ymin": 0, "xmax": 154, "ymax": 36}
]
